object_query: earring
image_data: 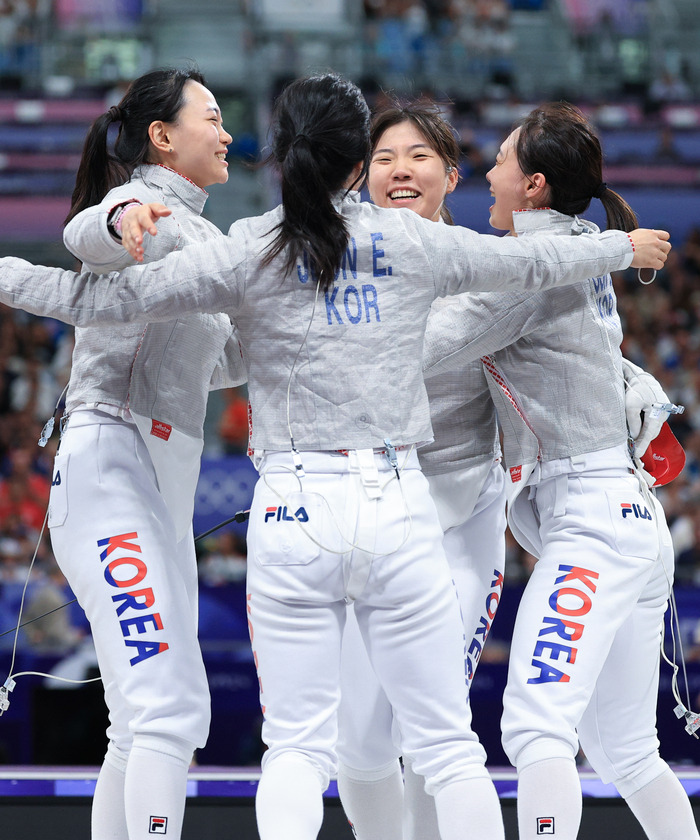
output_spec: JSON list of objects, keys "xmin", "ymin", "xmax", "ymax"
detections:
[{"xmin": 169, "ymin": 148, "xmax": 174, "ymax": 153}]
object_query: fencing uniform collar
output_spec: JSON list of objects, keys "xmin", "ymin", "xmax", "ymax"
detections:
[
  {"xmin": 334, "ymin": 189, "xmax": 362, "ymax": 212},
  {"xmin": 134, "ymin": 164, "xmax": 209, "ymax": 216},
  {"xmin": 512, "ymin": 208, "xmax": 601, "ymax": 238}
]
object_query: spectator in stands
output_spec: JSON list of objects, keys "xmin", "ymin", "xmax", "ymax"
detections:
[
  {"xmin": 675, "ymin": 506, "xmax": 700, "ymax": 585},
  {"xmin": 0, "ymin": 531, "xmax": 32, "ymax": 582},
  {"xmin": 22, "ymin": 560, "xmax": 84, "ymax": 652},
  {"xmin": 681, "ymin": 227, "xmax": 700, "ymax": 276},
  {"xmin": 648, "ymin": 69, "xmax": 692, "ymax": 107},
  {"xmin": 0, "ymin": 445, "xmax": 50, "ymax": 536},
  {"xmin": 197, "ymin": 530, "xmax": 247, "ymax": 586},
  {"xmin": 654, "ymin": 125, "xmax": 683, "ymax": 164},
  {"xmin": 9, "ymin": 353, "xmax": 62, "ymax": 421},
  {"xmin": 0, "ymin": 1, "xmax": 21, "ymax": 77},
  {"xmin": 217, "ymin": 385, "xmax": 250, "ymax": 456}
]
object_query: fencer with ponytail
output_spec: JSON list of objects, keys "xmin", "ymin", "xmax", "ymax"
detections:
[
  {"xmin": 516, "ymin": 102, "xmax": 638, "ymax": 233},
  {"xmin": 65, "ymin": 67, "xmax": 205, "ymax": 224},
  {"xmin": 261, "ymin": 73, "xmax": 371, "ymax": 292}
]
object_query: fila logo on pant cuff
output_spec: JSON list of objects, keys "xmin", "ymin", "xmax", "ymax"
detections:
[
  {"xmin": 149, "ymin": 815, "xmax": 168, "ymax": 834},
  {"xmin": 536, "ymin": 816, "xmax": 555, "ymax": 834}
]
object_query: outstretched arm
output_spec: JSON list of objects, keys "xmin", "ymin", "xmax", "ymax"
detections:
[
  {"xmin": 0, "ymin": 230, "xmax": 246, "ymax": 327},
  {"xmin": 65, "ymin": 195, "xmax": 176, "ymax": 270},
  {"xmin": 423, "ymin": 290, "xmax": 535, "ymax": 377},
  {"xmin": 418, "ymin": 218, "xmax": 671, "ymax": 298}
]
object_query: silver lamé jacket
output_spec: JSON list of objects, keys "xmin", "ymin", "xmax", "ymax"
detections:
[
  {"xmin": 63, "ymin": 164, "xmax": 245, "ymax": 535},
  {"xmin": 1, "ymin": 194, "xmax": 633, "ymax": 454},
  {"xmin": 423, "ymin": 209, "xmax": 628, "ymax": 468}
]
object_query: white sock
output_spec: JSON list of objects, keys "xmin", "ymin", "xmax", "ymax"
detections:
[
  {"xmin": 625, "ymin": 766, "xmax": 700, "ymax": 840},
  {"xmin": 336, "ymin": 762, "xmax": 404, "ymax": 840},
  {"xmin": 256, "ymin": 754, "xmax": 325, "ymax": 840},
  {"xmin": 92, "ymin": 757, "xmax": 128, "ymax": 840},
  {"xmin": 516, "ymin": 757, "xmax": 581, "ymax": 840},
  {"xmin": 403, "ymin": 759, "xmax": 440, "ymax": 840},
  {"xmin": 123, "ymin": 745, "xmax": 190, "ymax": 840},
  {"xmin": 434, "ymin": 777, "xmax": 505, "ymax": 840}
]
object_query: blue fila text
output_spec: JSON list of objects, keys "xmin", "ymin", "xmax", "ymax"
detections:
[
  {"xmin": 621, "ymin": 502, "xmax": 652, "ymax": 519},
  {"xmin": 264, "ymin": 506, "xmax": 309, "ymax": 524}
]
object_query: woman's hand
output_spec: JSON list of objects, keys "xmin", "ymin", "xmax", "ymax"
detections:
[
  {"xmin": 628, "ymin": 228, "xmax": 671, "ymax": 269},
  {"xmin": 121, "ymin": 202, "xmax": 172, "ymax": 262}
]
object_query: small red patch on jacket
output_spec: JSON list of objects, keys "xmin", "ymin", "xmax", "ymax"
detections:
[{"xmin": 151, "ymin": 420, "xmax": 172, "ymax": 441}]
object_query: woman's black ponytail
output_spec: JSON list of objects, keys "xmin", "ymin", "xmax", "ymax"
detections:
[
  {"xmin": 65, "ymin": 67, "xmax": 205, "ymax": 224},
  {"xmin": 517, "ymin": 102, "xmax": 638, "ymax": 233},
  {"xmin": 262, "ymin": 74, "xmax": 370, "ymax": 292}
]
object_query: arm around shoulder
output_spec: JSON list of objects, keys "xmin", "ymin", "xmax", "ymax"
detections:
[
  {"xmin": 64, "ymin": 187, "xmax": 175, "ymax": 271},
  {"xmin": 427, "ymin": 226, "xmax": 636, "ymax": 296},
  {"xmin": 63, "ymin": 203, "xmax": 134, "ymax": 272},
  {"xmin": 0, "ymin": 233, "xmax": 246, "ymax": 328}
]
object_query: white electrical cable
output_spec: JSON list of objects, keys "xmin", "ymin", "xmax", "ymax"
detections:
[{"xmin": 0, "ymin": 389, "xmax": 100, "ymax": 717}]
